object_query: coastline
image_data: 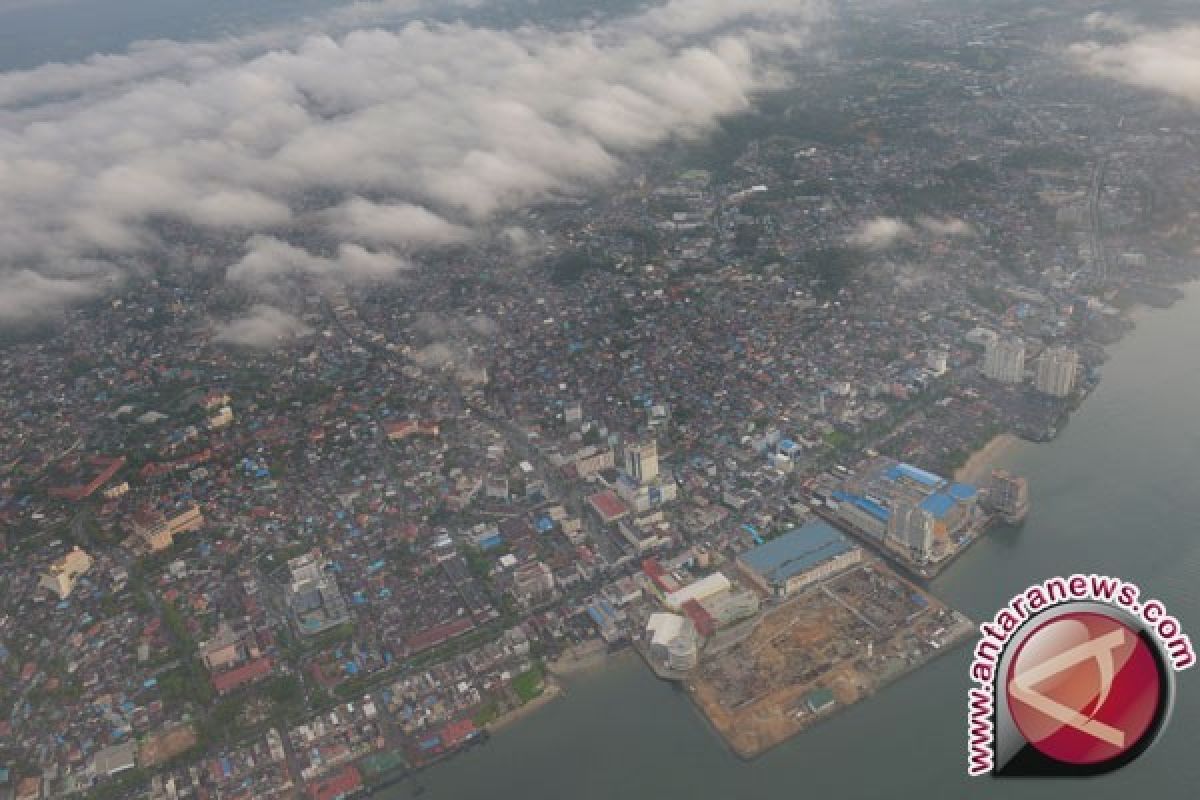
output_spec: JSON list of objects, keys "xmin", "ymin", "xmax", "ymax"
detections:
[
  {"xmin": 484, "ymin": 681, "xmax": 563, "ymax": 733},
  {"xmin": 954, "ymin": 433, "xmax": 1019, "ymax": 485},
  {"xmin": 546, "ymin": 641, "xmax": 611, "ymax": 677}
]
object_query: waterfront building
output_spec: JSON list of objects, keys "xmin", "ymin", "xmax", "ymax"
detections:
[
  {"xmin": 664, "ymin": 572, "xmax": 732, "ymax": 611},
  {"xmin": 984, "ymin": 469, "xmax": 1030, "ymax": 524},
  {"xmin": 737, "ymin": 520, "xmax": 862, "ymax": 598},
  {"xmin": 832, "ymin": 459, "xmax": 978, "ymax": 561},
  {"xmin": 645, "ymin": 613, "xmax": 699, "ymax": 671},
  {"xmin": 889, "ymin": 501, "xmax": 936, "ymax": 561},
  {"xmin": 1035, "ymin": 346, "xmax": 1079, "ymax": 397},
  {"xmin": 982, "ymin": 337, "xmax": 1025, "ymax": 383}
]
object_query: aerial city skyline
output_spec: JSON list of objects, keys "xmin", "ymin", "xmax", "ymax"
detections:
[{"xmin": 0, "ymin": 0, "xmax": 1198, "ymax": 798}]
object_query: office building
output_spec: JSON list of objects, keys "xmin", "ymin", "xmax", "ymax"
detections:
[{"xmin": 623, "ymin": 440, "xmax": 660, "ymax": 484}]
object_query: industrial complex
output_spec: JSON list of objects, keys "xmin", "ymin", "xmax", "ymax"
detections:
[
  {"xmin": 813, "ymin": 458, "xmax": 986, "ymax": 573},
  {"xmin": 736, "ymin": 520, "xmax": 862, "ymax": 597}
]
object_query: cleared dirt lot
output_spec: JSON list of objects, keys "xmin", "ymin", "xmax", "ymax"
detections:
[
  {"xmin": 139, "ymin": 723, "xmax": 198, "ymax": 767},
  {"xmin": 688, "ymin": 563, "xmax": 965, "ymax": 758}
]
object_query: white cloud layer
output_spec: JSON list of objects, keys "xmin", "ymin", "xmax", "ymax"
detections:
[
  {"xmin": 0, "ymin": 269, "xmax": 106, "ymax": 323},
  {"xmin": 917, "ymin": 216, "xmax": 974, "ymax": 238},
  {"xmin": 846, "ymin": 217, "xmax": 913, "ymax": 250},
  {"xmin": 214, "ymin": 304, "xmax": 313, "ymax": 348},
  {"xmin": 0, "ymin": 0, "xmax": 825, "ymax": 324},
  {"xmin": 1072, "ymin": 23, "xmax": 1200, "ymax": 106}
]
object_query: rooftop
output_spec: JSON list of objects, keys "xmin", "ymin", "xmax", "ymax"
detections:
[{"xmin": 739, "ymin": 520, "xmax": 857, "ymax": 586}]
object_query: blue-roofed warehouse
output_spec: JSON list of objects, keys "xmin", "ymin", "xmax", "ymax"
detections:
[
  {"xmin": 737, "ymin": 520, "xmax": 863, "ymax": 598},
  {"xmin": 884, "ymin": 462, "xmax": 945, "ymax": 489}
]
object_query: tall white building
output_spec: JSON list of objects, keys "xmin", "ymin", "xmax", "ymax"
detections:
[
  {"xmin": 925, "ymin": 350, "xmax": 948, "ymax": 375},
  {"xmin": 624, "ymin": 440, "xmax": 660, "ymax": 484},
  {"xmin": 982, "ymin": 337, "xmax": 1025, "ymax": 384},
  {"xmin": 1035, "ymin": 346, "xmax": 1079, "ymax": 397}
]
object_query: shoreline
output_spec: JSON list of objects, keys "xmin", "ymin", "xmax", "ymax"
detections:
[
  {"xmin": 683, "ymin": 566, "xmax": 976, "ymax": 760},
  {"xmin": 484, "ymin": 681, "xmax": 563, "ymax": 733},
  {"xmin": 545, "ymin": 641, "xmax": 611, "ymax": 677},
  {"xmin": 954, "ymin": 432, "xmax": 1019, "ymax": 485}
]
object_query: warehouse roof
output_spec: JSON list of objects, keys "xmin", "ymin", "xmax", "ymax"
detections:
[
  {"xmin": 833, "ymin": 491, "xmax": 890, "ymax": 521},
  {"xmin": 885, "ymin": 462, "xmax": 944, "ymax": 488},
  {"xmin": 664, "ymin": 572, "xmax": 731, "ymax": 611},
  {"xmin": 739, "ymin": 520, "xmax": 857, "ymax": 587},
  {"xmin": 947, "ymin": 482, "xmax": 978, "ymax": 501},
  {"xmin": 919, "ymin": 493, "xmax": 957, "ymax": 519}
]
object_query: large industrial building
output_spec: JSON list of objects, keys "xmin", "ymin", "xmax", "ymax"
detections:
[
  {"xmin": 829, "ymin": 459, "xmax": 978, "ymax": 563},
  {"xmin": 664, "ymin": 572, "xmax": 731, "ymax": 611},
  {"xmin": 737, "ymin": 520, "xmax": 862, "ymax": 598},
  {"xmin": 285, "ymin": 551, "xmax": 350, "ymax": 637}
]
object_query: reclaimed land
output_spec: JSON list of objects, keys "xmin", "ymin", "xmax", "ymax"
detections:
[{"xmin": 686, "ymin": 560, "xmax": 973, "ymax": 759}]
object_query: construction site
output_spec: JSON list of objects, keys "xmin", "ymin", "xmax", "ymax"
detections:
[{"xmin": 687, "ymin": 560, "xmax": 973, "ymax": 758}]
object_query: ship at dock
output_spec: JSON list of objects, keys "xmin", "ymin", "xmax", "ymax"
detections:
[{"xmin": 981, "ymin": 469, "xmax": 1029, "ymax": 525}]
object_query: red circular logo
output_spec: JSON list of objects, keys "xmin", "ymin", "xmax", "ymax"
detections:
[{"xmin": 1005, "ymin": 611, "xmax": 1164, "ymax": 765}]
